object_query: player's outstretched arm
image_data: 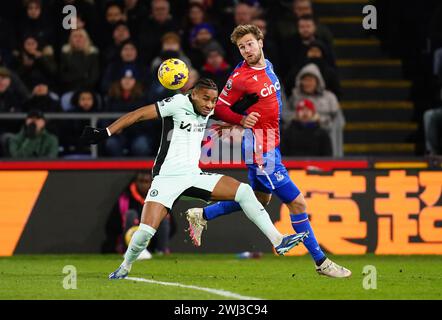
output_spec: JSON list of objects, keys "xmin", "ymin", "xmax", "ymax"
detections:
[{"xmin": 80, "ymin": 104, "xmax": 158, "ymax": 145}]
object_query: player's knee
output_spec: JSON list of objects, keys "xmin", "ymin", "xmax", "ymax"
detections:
[
  {"xmin": 289, "ymin": 196, "xmax": 307, "ymax": 214},
  {"xmin": 256, "ymin": 194, "xmax": 271, "ymax": 207},
  {"xmin": 234, "ymin": 183, "xmax": 253, "ymax": 202},
  {"xmin": 260, "ymin": 198, "xmax": 270, "ymax": 207}
]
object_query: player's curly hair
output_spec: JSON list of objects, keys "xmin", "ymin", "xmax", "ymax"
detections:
[
  {"xmin": 194, "ymin": 78, "xmax": 218, "ymax": 92},
  {"xmin": 230, "ymin": 24, "xmax": 264, "ymax": 45}
]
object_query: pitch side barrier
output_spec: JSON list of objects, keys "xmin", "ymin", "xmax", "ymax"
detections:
[{"xmin": 0, "ymin": 158, "xmax": 441, "ymax": 255}]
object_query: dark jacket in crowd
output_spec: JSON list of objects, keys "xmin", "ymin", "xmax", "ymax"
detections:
[
  {"xmin": 12, "ymin": 47, "xmax": 58, "ymax": 90},
  {"xmin": 281, "ymin": 120, "xmax": 332, "ymax": 157},
  {"xmin": 21, "ymin": 93, "xmax": 61, "ymax": 113},
  {"xmin": 60, "ymin": 49, "xmax": 100, "ymax": 92},
  {"xmin": 9, "ymin": 127, "xmax": 59, "ymax": 158}
]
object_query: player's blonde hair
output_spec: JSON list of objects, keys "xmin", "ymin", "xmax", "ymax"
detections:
[{"xmin": 230, "ymin": 24, "xmax": 264, "ymax": 45}]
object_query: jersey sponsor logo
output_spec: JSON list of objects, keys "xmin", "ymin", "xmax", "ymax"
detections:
[
  {"xmin": 260, "ymin": 81, "xmax": 281, "ymax": 97},
  {"xmin": 226, "ymin": 79, "xmax": 233, "ymax": 90},
  {"xmin": 149, "ymin": 189, "xmax": 158, "ymax": 197},
  {"xmin": 180, "ymin": 121, "xmax": 192, "ymax": 132},
  {"xmin": 180, "ymin": 121, "xmax": 206, "ymax": 132}
]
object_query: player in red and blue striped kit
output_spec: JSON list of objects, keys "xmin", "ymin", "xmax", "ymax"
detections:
[{"xmin": 186, "ymin": 24, "xmax": 351, "ymax": 278}]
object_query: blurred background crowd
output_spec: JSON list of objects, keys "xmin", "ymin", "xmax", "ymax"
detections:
[{"xmin": 0, "ymin": 0, "xmax": 441, "ymax": 159}]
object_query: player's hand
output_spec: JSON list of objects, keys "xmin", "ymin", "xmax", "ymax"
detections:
[
  {"xmin": 211, "ymin": 122, "xmax": 244, "ymax": 138},
  {"xmin": 240, "ymin": 112, "xmax": 260, "ymax": 128},
  {"xmin": 80, "ymin": 126, "xmax": 109, "ymax": 145},
  {"xmin": 231, "ymin": 93, "xmax": 259, "ymax": 114}
]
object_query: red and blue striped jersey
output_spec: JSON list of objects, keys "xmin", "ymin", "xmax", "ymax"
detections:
[{"xmin": 215, "ymin": 59, "xmax": 283, "ymax": 155}]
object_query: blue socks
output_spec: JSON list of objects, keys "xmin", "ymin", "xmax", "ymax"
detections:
[
  {"xmin": 290, "ymin": 213, "xmax": 326, "ymax": 265},
  {"xmin": 203, "ymin": 201, "xmax": 241, "ymax": 221}
]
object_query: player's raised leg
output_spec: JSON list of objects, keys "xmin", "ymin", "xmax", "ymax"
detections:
[
  {"xmin": 278, "ymin": 183, "xmax": 351, "ymax": 278},
  {"xmin": 207, "ymin": 176, "xmax": 308, "ymax": 254},
  {"xmin": 109, "ymin": 201, "xmax": 168, "ymax": 279}
]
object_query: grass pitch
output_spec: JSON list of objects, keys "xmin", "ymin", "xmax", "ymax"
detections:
[{"xmin": 0, "ymin": 254, "xmax": 441, "ymax": 300}]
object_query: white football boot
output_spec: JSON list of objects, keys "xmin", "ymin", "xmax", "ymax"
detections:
[
  {"xmin": 136, "ymin": 249, "xmax": 152, "ymax": 260},
  {"xmin": 185, "ymin": 208, "xmax": 207, "ymax": 247},
  {"xmin": 316, "ymin": 258, "xmax": 352, "ymax": 278}
]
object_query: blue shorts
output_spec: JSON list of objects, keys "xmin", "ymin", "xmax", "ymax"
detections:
[{"xmin": 245, "ymin": 147, "xmax": 301, "ymax": 204}]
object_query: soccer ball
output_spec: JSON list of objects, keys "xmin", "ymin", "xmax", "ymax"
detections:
[{"xmin": 157, "ymin": 58, "xmax": 189, "ymax": 90}]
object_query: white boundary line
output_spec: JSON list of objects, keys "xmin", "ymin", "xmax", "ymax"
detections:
[{"xmin": 125, "ymin": 277, "xmax": 262, "ymax": 300}]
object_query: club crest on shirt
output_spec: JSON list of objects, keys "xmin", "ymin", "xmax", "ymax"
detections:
[
  {"xmin": 274, "ymin": 171, "xmax": 285, "ymax": 182},
  {"xmin": 158, "ymin": 96, "xmax": 174, "ymax": 107}
]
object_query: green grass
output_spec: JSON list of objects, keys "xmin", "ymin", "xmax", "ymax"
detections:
[{"xmin": 0, "ymin": 254, "xmax": 441, "ymax": 300}]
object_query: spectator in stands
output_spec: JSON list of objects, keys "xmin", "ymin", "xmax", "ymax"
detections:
[
  {"xmin": 181, "ymin": 2, "xmax": 209, "ymax": 52},
  {"xmin": 11, "ymin": 35, "xmax": 57, "ymax": 91},
  {"xmin": 284, "ymin": 40, "xmax": 341, "ymax": 98},
  {"xmin": 0, "ymin": 67, "xmax": 28, "ymax": 113},
  {"xmin": 424, "ymin": 106, "xmax": 442, "ymax": 155},
  {"xmin": 102, "ymin": 2, "xmax": 127, "ymax": 48},
  {"xmin": 199, "ymin": 42, "xmax": 231, "ymax": 90},
  {"xmin": 281, "ymin": 99, "xmax": 332, "ymax": 156},
  {"xmin": 186, "ymin": 3, "xmax": 207, "ymax": 27},
  {"xmin": 234, "ymin": 2, "xmax": 255, "ymax": 25},
  {"xmin": 54, "ymin": 0, "xmax": 99, "ymax": 49},
  {"xmin": 150, "ymin": 32, "xmax": 192, "ymax": 74},
  {"xmin": 8, "ymin": 109, "xmax": 59, "ymax": 158},
  {"xmin": 103, "ymin": 21, "xmax": 132, "ymax": 65},
  {"xmin": 281, "ymin": 15, "xmax": 336, "ymax": 80},
  {"xmin": 104, "ymin": 69, "xmax": 153, "ymax": 157},
  {"xmin": 71, "ymin": 88, "xmax": 100, "ymax": 114},
  {"xmin": 105, "ymin": 171, "xmax": 173, "ymax": 255},
  {"xmin": 101, "ymin": 40, "xmax": 149, "ymax": 95},
  {"xmin": 60, "ymin": 29, "xmax": 100, "ymax": 92},
  {"xmin": 60, "ymin": 89, "xmax": 100, "ymax": 156},
  {"xmin": 57, "ymin": 12, "xmax": 87, "ymax": 49},
  {"xmin": 22, "ymin": 82, "xmax": 61, "ymax": 113},
  {"xmin": 251, "ymin": 16, "xmax": 280, "ymax": 73},
  {"xmin": 188, "ymin": 23, "xmax": 222, "ymax": 70},
  {"xmin": 288, "ymin": 63, "xmax": 345, "ymax": 157},
  {"xmin": 138, "ymin": 0, "xmax": 180, "ymax": 63},
  {"xmin": 275, "ymin": 0, "xmax": 333, "ymax": 45},
  {"xmin": 224, "ymin": 2, "xmax": 255, "ymax": 63},
  {"xmin": 106, "ymin": 69, "xmax": 147, "ymax": 113},
  {"xmin": 18, "ymin": 0, "xmax": 54, "ymax": 46},
  {"xmin": 123, "ymin": 0, "xmax": 149, "ymax": 39},
  {"xmin": 105, "ymin": 2, "xmax": 127, "ymax": 25}
]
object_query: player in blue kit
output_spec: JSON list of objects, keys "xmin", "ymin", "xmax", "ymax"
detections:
[{"xmin": 186, "ymin": 25, "xmax": 351, "ymax": 278}]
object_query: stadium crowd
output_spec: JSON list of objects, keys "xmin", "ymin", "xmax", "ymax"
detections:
[
  {"xmin": 1, "ymin": 0, "xmax": 441, "ymax": 158},
  {"xmin": 0, "ymin": 0, "xmax": 346, "ymax": 158}
]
